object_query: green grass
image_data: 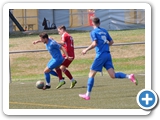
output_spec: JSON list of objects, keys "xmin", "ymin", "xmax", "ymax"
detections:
[
  {"xmin": 113, "ymin": 56, "xmax": 145, "ymax": 62},
  {"xmin": 9, "ymin": 44, "xmax": 18, "ymax": 48},
  {"xmin": 16, "ymin": 56, "xmax": 30, "ymax": 61},
  {"xmin": 113, "ymin": 56, "xmax": 145, "ymax": 71},
  {"xmin": 9, "ymin": 75, "xmax": 145, "ymax": 109}
]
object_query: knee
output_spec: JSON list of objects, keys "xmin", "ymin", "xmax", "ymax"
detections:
[
  {"xmin": 61, "ymin": 68, "xmax": 66, "ymax": 72},
  {"xmin": 110, "ymin": 74, "xmax": 115, "ymax": 79},
  {"xmin": 88, "ymin": 70, "xmax": 96, "ymax": 78},
  {"xmin": 44, "ymin": 69, "xmax": 48, "ymax": 73},
  {"xmin": 60, "ymin": 66, "xmax": 66, "ymax": 72},
  {"xmin": 44, "ymin": 68, "xmax": 50, "ymax": 73}
]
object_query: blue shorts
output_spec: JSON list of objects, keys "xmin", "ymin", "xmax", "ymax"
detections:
[
  {"xmin": 47, "ymin": 58, "xmax": 64, "ymax": 70},
  {"xmin": 91, "ymin": 52, "xmax": 114, "ymax": 72}
]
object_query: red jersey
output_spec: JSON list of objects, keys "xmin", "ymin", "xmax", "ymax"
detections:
[{"xmin": 61, "ymin": 32, "xmax": 75, "ymax": 58}]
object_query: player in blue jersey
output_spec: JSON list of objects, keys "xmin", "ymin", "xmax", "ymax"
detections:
[
  {"xmin": 79, "ymin": 17, "xmax": 138, "ymax": 100},
  {"xmin": 33, "ymin": 33, "xmax": 73, "ymax": 90}
]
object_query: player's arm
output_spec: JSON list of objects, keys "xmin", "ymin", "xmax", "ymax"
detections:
[
  {"xmin": 106, "ymin": 31, "xmax": 114, "ymax": 46},
  {"xmin": 58, "ymin": 35, "xmax": 66, "ymax": 46},
  {"xmin": 49, "ymin": 36, "xmax": 65, "ymax": 45},
  {"xmin": 60, "ymin": 46, "xmax": 73, "ymax": 61},
  {"xmin": 82, "ymin": 40, "xmax": 97, "ymax": 55},
  {"xmin": 32, "ymin": 40, "xmax": 42, "ymax": 44},
  {"xmin": 57, "ymin": 41, "xmax": 65, "ymax": 46},
  {"xmin": 82, "ymin": 31, "xmax": 97, "ymax": 55}
]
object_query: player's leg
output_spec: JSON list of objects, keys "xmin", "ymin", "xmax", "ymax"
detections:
[
  {"xmin": 105, "ymin": 53, "xmax": 129, "ymax": 79},
  {"xmin": 43, "ymin": 67, "xmax": 51, "ymax": 90},
  {"xmin": 44, "ymin": 69, "xmax": 58, "ymax": 87},
  {"xmin": 43, "ymin": 59, "xmax": 55, "ymax": 89},
  {"xmin": 55, "ymin": 67, "xmax": 63, "ymax": 81},
  {"xmin": 47, "ymin": 59, "xmax": 58, "ymax": 77},
  {"xmin": 60, "ymin": 59, "xmax": 77, "ymax": 88},
  {"xmin": 55, "ymin": 66, "xmax": 66, "ymax": 89},
  {"xmin": 49, "ymin": 70, "xmax": 58, "ymax": 76},
  {"xmin": 44, "ymin": 58, "xmax": 65, "ymax": 90},
  {"xmin": 107, "ymin": 68, "xmax": 138, "ymax": 85},
  {"xmin": 79, "ymin": 70, "xmax": 97, "ymax": 100},
  {"xmin": 79, "ymin": 57, "xmax": 103, "ymax": 100},
  {"xmin": 105, "ymin": 53, "xmax": 138, "ymax": 85},
  {"xmin": 107, "ymin": 68, "xmax": 128, "ymax": 79},
  {"xmin": 43, "ymin": 59, "xmax": 59, "ymax": 90},
  {"xmin": 87, "ymin": 70, "xmax": 97, "ymax": 96}
]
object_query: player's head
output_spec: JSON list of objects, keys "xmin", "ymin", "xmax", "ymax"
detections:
[
  {"xmin": 39, "ymin": 32, "xmax": 48, "ymax": 44},
  {"xmin": 92, "ymin": 17, "xmax": 100, "ymax": 27},
  {"xmin": 58, "ymin": 25, "xmax": 66, "ymax": 35}
]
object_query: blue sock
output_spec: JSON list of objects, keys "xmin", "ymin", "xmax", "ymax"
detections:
[
  {"xmin": 115, "ymin": 72, "xmax": 126, "ymax": 79},
  {"xmin": 49, "ymin": 70, "xmax": 58, "ymax": 77},
  {"xmin": 87, "ymin": 77, "xmax": 94, "ymax": 92},
  {"xmin": 44, "ymin": 73, "xmax": 50, "ymax": 85}
]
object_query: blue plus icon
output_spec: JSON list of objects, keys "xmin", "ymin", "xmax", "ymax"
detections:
[
  {"xmin": 142, "ymin": 94, "xmax": 153, "ymax": 105},
  {"xmin": 137, "ymin": 89, "xmax": 158, "ymax": 110}
]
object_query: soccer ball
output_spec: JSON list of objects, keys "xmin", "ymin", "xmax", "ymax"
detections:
[{"xmin": 36, "ymin": 81, "xmax": 44, "ymax": 89}]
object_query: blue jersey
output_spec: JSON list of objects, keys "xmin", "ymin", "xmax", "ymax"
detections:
[
  {"xmin": 90, "ymin": 27, "xmax": 112, "ymax": 56},
  {"xmin": 45, "ymin": 39, "xmax": 63, "ymax": 61}
]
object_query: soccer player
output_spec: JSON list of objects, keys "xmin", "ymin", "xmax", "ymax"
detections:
[
  {"xmin": 79, "ymin": 17, "xmax": 138, "ymax": 100},
  {"xmin": 54, "ymin": 25, "xmax": 77, "ymax": 89},
  {"xmin": 33, "ymin": 33, "xmax": 73, "ymax": 90}
]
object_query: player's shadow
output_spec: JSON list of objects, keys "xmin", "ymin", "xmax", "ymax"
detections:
[
  {"xmin": 62, "ymin": 86, "xmax": 87, "ymax": 90},
  {"xmin": 62, "ymin": 84, "xmax": 108, "ymax": 90}
]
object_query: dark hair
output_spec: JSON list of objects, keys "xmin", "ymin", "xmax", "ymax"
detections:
[
  {"xmin": 92, "ymin": 17, "xmax": 100, "ymax": 25},
  {"xmin": 39, "ymin": 32, "xmax": 48, "ymax": 39},
  {"xmin": 58, "ymin": 25, "xmax": 66, "ymax": 31}
]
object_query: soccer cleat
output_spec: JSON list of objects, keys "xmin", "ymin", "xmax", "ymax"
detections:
[
  {"xmin": 43, "ymin": 85, "xmax": 51, "ymax": 90},
  {"xmin": 79, "ymin": 94, "xmax": 90, "ymax": 100},
  {"xmin": 130, "ymin": 74, "xmax": 138, "ymax": 85},
  {"xmin": 70, "ymin": 80, "xmax": 77, "ymax": 88},
  {"xmin": 56, "ymin": 81, "xmax": 66, "ymax": 89}
]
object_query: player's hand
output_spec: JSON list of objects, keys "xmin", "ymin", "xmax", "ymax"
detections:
[
  {"xmin": 82, "ymin": 49, "xmax": 87, "ymax": 55},
  {"xmin": 65, "ymin": 56, "xmax": 73, "ymax": 61},
  {"xmin": 32, "ymin": 41, "xmax": 37, "ymax": 45}
]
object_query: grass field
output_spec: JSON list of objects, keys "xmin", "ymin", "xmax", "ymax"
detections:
[
  {"xmin": 9, "ymin": 29, "xmax": 145, "ymax": 109},
  {"xmin": 10, "ymin": 75, "xmax": 144, "ymax": 109}
]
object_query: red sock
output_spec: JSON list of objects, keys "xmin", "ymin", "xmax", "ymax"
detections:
[
  {"xmin": 56, "ymin": 68, "xmax": 63, "ymax": 80},
  {"xmin": 63, "ymin": 69, "xmax": 73, "ymax": 80}
]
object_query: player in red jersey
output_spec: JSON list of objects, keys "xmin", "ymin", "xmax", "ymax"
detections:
[{"xmin": 55, "ymin": 25, "xmax": 77, "ymax": 89}]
